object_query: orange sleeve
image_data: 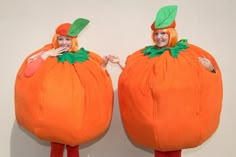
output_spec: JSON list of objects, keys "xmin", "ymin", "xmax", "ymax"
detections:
[{"xmin": 24, "ymin": 56, "xmax": 44, "ymax": 77}]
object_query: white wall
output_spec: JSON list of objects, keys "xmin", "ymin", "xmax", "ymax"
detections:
[{"xmin": 0, "ymin": 0, "xmax": 235, "ymax": 156}]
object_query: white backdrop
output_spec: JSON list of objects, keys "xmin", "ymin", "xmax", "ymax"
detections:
[{"xmin": 0, "ymin": 0, "xmax": 235, "ymax": 157}]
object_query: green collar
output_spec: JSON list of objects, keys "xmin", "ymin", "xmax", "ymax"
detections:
[
  {"xmin": 57, "ymin": 47, "xmax": 89, "ymax": 64},
  {"xmin": 142, "ymin": 39, "xmax": 189, "ymax": 58}
]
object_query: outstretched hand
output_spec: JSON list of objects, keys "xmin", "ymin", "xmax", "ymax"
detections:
[
  {"xmin": 108, "ymin": 55, "xmax": 121, "ymax": 64},
  {"xmin": 104, "ymin": 55, "xmax": 124, "ymax": 70}
]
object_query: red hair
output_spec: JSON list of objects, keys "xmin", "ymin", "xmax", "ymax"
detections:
[
  {"xmin": 51, "ymin": 34, "xmax": 79, "ymax": 52},
  {"xmin": 151, "ymin": 28, "xmax": 178, "ymax": 47}
]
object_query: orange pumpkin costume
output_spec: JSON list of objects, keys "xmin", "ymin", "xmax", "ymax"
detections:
[
  {"xmin": 118, "ymin": 5, "xmax": 223, "ymax": 155},
  {"xmin": 14, "ymin": 18, "xmax": 113, "ymax": 153}
]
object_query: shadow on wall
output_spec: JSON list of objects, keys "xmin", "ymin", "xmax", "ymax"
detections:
[
  {"xmin": 10, "ymin": 120, "xmax": 50, "ymax": 157},
  {"xmin": 10, "ymin": 120, "xmax": 108, "ymax": 157}
]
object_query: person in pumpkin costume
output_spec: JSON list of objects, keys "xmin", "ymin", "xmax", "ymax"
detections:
[
  {"xmin": 108, "ymin": 5, "xmax": 222, "ymax": 157},
  {"xmin": 14, "ymin": 18, "xmax": 113, "ymax": 157}
]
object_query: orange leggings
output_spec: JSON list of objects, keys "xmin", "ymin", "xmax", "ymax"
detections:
[
  {"xmin": 50, "ymin": 142, "xmax": 79, "ymax": 157},
  {"xmin": 154, "ymin": 150, "xmax": 181, "ymax": 157}
]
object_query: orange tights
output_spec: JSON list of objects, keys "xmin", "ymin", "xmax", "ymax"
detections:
[
  {"xmin": 50, "ymin": 142, "xmax": 79, "ymax": 157},
  {"xmin": 154, "ymin": 150, "xmax": 181, "ymax": 157}
]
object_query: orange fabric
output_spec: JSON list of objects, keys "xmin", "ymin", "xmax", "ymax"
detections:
[
  {"xmin": 56, "ymin": 23, "xmax": 73, "ymax": 37},
  {"xmin": 15, "ymin": 44, "xmax": 113, "ymax": 146},
  {"xmin": 118, "ymin": 43, "xmax": 223, "ymax": 151}
]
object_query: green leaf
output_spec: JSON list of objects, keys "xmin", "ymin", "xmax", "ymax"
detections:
[
  {"xmin": 68, "ymin": 18, "xmax": 90, "ymax": 37},
  {"xmin": 58, "ymin": 47, "xmax": 89, "ymax": 63},
  {"xmin": 155, "ymin": 5, "xmax": 177, "ymax": 29},
  {"xmin": 142, "ymin": 39, "xmax": 188, "ymax": 58}
]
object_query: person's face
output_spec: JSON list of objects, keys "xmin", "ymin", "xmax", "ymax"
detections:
[
  {"xmin": 57, "ymin": 36, "xmax": 72, "ymax": 51},
  {"xmin": 154, "ymin": 30, "xmax": 169, "ymax": 48}
]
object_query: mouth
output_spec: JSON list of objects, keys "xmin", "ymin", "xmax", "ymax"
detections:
[
  {"xmin": 60, "ymin": 45, "xmax": 69, "ymax": 47},
  {"xmin": 157, "ymin": 39, "xmax": 166, "ymax": 43},
  {"xmin": 156, "ymin": 41, "xmax": 165, "ymax": 45}
]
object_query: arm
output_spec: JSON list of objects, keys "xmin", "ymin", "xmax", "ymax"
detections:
[
  {"xmin": 24, "ymin": 56, "xmax": 44, "ymax": 77},
  {"xmin": 198, "ymin": 57, "xmax": 216, "ymax": 73},
  {"xmin": 24, "ymin": 47, "xmax": 67, "ymax": 77}
]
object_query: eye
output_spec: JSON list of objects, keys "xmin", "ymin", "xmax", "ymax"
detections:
[
  {"xmin": 58, "ymin": 37, "xmax": 63, "ymax": 41},
  {"xmin": 155, "ymin": 32, "xmax": 159, "ymax": 36},
  {"xmin": 160, "ymin": 32, "xmax": 166, "ymax": 35}
]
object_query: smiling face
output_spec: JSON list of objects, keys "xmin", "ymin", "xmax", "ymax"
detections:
[
  {"xmin": 154, "ymin": 30, "xmax": 169, "ymax": 48},
  {"xmin": 57, "ymin": 36, "xmax": 72, "ymax": 51}
]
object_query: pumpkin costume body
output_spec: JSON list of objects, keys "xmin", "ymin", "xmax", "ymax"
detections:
[
  {"xmin": 14, "ymin": 18, "xmax": 113, "ymax": 157},
  {"xmin": 118, "ymin": 43, "xmax": 222, "ymax": 151},
  {"xmin": 118, "ymin": 6, "xmax": 223, "ymax": 154},
  {"xmin": 15, "ymin": 43, "xmax": 113, "ymax": 145}
]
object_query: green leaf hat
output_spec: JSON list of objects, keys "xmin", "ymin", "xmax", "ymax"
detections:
[
  {"xmin": 56, "ymin": 18, "xmax": 90, "ymax": 37},
  {"xmin": 151, "ymin": 5, "xmax": 178, "ymax": 30}
]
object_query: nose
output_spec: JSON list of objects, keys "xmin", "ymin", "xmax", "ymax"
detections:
[
  {"xmin": 155, "ymin": 34, "xmax": 162, "ymax": 40},
  {"xmin": 155, "ymin": 32, "xmax": 161, "ymax": 38}
]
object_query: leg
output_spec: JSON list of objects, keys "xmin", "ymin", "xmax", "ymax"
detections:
[
  {"xmin": 167, "ymin": 150, "xmax": 182, "ymax": 157},
  {"xmin": 50, "ymin": 142, "xmax": 65, "ymax": 157},
  {"xmin": 154, "ymin": 150, "xmax": 168, "ymax": 157},
  {"xmin": 66, "ymin": 145, "xmax": 79, "ymax": 157}
]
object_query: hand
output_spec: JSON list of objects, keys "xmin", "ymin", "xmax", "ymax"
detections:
[
  {"xmin": 41, "ymin": 47, "xmax": 68, "ymax": 60},
  {"xmin": 102, "ymin": 55, "xmax": 120, "ymax": 66},
  {"xmin": 108, "ymin": 55, "xmax": 124, "ymax": 69},
  {"xmin": 102, "ymin": 54, "xmax": 124, "ymax": 70},
  {"xmin": 107, "ymin": 55, "xmax": 120, "ymax": 63},
  {"xmin": 198, "ymin": 57, "xmax": 215, "ymax": 72}
]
